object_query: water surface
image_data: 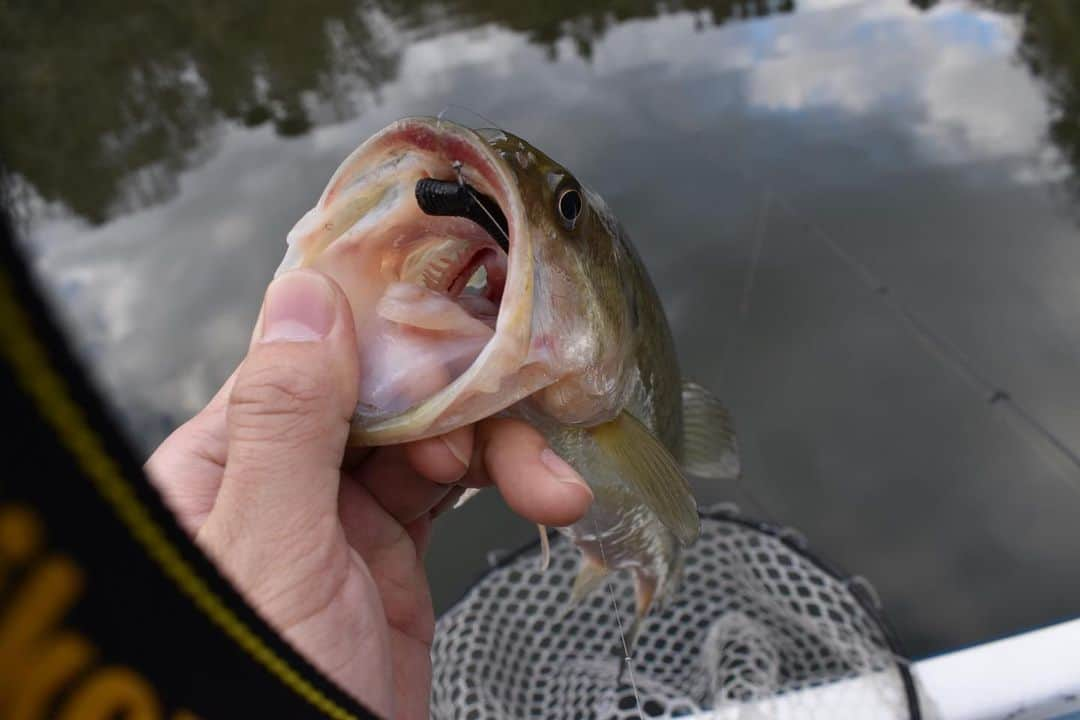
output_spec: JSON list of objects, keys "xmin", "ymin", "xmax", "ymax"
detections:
[{"xmin": 5, "ymin": 0, "xmax": 1080, "ymax": 657}]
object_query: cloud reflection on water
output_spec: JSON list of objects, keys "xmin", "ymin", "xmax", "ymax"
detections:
[{"xmin": 11, "ymin": 0, "xmax": 1080, "ymax": 657}]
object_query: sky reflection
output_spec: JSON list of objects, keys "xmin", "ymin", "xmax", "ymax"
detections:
[{"xmin": 8, "ymin": 0, "xmax": 1080, "ymax": 656}]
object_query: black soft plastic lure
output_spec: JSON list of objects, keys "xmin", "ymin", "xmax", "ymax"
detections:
[{"xmin": 415, "ymin": 178, "xmax": 509, "ymax": 252}]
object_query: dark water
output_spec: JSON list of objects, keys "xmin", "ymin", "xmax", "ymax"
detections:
[{"xmin": 5, "ymin": 0, "xmax": 1080, "ymax": 658}]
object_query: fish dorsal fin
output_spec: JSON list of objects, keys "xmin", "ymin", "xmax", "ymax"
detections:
[
  {"xmin": 681, "ymin": 381, "xmax": 741, "ymax": 480},
  {"xmin": 590, "ymin": 411, "xmax": 700, "ymax": 546}
]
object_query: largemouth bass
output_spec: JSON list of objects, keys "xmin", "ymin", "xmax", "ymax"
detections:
[{"xmin": 278, "ymin": 117, "xmax": 739, "ymax": 639}]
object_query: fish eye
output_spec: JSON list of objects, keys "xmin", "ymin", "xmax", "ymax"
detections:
[{"xmin": 557, "ymin": 187, "xmax": 582, "ymax": 228}]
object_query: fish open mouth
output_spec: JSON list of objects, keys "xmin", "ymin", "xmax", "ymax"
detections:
[{"xmin": 278, "ymin": 118, "xmax": 555, "ymax": 445}]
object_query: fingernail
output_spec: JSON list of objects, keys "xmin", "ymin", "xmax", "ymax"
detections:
[
  {"xmin": 540, "ymin": 448, "xmax": 593, "ymax": 498},
  {"xmin": 442, "ymin": 430, "xmax": 471, "ymax": 469},
  {"xmin": 260, "ymin": 271, "xmax": 336, "ymax": 343}
]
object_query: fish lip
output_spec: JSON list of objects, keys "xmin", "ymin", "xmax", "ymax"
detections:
[{"xmin": 324, "ymin": 117, "xmax": 547, "ymax": 445}]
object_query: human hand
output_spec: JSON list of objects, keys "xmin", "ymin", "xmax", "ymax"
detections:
[{"xmin": 145, "ymin": 270, "xmax": 593, "ymax": 719}]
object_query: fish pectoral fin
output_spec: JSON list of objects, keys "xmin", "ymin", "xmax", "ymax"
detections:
[
  {"xmin": 590, "ymin": 411, "xmax": 701, "ymax": 546},
  {"xmin": 681, "ymin": 380, "xmax": 740, "ymax": 480}
]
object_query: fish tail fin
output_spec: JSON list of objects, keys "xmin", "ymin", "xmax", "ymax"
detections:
[{"xmin": 681, "ymin": 380, "xmax": 740, "ymax": 480}]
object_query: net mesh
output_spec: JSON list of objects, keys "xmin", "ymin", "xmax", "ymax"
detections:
[{"xmin": 431, "ymin": 507, "xmax": 921, "ymax": 719}]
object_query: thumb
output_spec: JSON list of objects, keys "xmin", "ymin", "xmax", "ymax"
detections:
[{"xmin": 198, "ymin": 269, "xmax": 359, "ymax": 592}]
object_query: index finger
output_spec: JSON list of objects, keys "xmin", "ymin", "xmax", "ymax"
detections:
[{"xmin": 463, "ymin": 418, "xmax": 593, "ymax": 528}]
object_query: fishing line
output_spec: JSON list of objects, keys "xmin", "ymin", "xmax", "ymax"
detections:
[
  {"xmin": 463, "ymin": 182, "xmax": 511, "ymax": 248},
  {"xmin": 718, "ymin": 189, "xmax": 771, "ymax": 383},
  {"xmin": 459, "ymin": 160, "xmax": 642, "ymax": 710},
  {"xmin": 462, "ymin": 159, "xmax": 643, "ymax": 713},
  {"xmin": 591, "ymin": 515, "xmax": 644, "ymax": 717},
  {"xmin": 465, "ymin": 160, "xmax": 652, "ymax": 712},
  {"xmin": 726, "ymin": 148, "xmax": 1080, "ymax": 481},
  {"xmin": 454, "ymin": 160, "xmax": 643, "ymax": 707},
  {"xmin": 436, "ymin": 103, "xmax": 503, "ymax": 130},
  {"xmin": 739, "ymin": 192, "xmax": 770, "ymax": 318},
  {"xmin": 775, "ymin": 195, "xmax": 1080, "ymax": 478},
  {"xmin": 716, "ymin": 188, "xmax": 780, "ymax": 522}
]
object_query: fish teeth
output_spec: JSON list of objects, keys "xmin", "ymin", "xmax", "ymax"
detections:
[{"xmin": 404, "ymin": 237, "xmax": 478, "ymax": 291}]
